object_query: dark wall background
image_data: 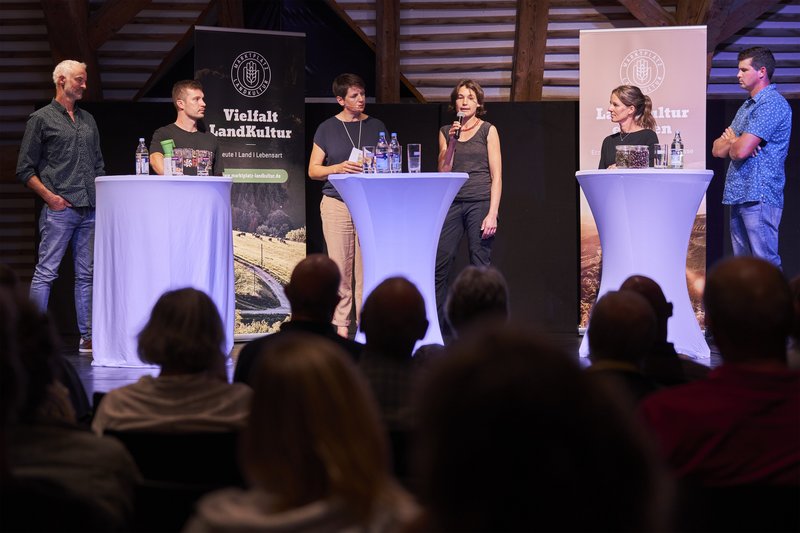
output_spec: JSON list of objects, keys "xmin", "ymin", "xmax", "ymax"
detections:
[
  {"xmin": 706, "ymin": 99, "xmax": 800, "ymax": 276},
  {"xmin": 305, "ymin": 101, "xmax": 580, "ymax": 333},
  {"xmin": 47, "ymin": 99, "xmax": 798, "ymax": 337}
]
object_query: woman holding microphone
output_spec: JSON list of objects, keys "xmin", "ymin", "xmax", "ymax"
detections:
[{"xmin": 436, "ymin": 79, "xmax": 502, "ymax": 336}]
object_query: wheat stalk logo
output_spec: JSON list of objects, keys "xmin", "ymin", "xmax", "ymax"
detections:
[
  {"xmin": 634, "ymin": 59, "xmax": 650, "ymax": 85},
  {"xmin": 231, "ymin": 51, "xmax": 272, "ymax": 98},
  {"xmin": 619, "ymin": 49, "xmax": 665, "ymax": 94},
  {"xmin": 245, "ymin": 61, "xmax": 259, "ymax": 88}
]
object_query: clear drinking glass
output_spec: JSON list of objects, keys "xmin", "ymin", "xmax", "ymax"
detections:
[
  {"xmin": 196, "ymin": 150, "xmax": 212, "ymax": 176},
  {"xmin": 407, "ymin": 143, "xmax": 421, "ymax": 173},
  {"xmin": 173, "ymin": 148, "xmax": 193, "ymax": 175},
  {"xmin": 362, "ymin": 146, "xmax": 375, "ymax": 173},
  {"xmin": 171, "ymin": 155, "xmax": 184, "ymax": 175},
  {"xmin": 653, "ymin": 144, "xmax": 669, "ymax": 168}
]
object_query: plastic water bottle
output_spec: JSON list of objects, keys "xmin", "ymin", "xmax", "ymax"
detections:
[
  {"xmin": 135, "ymin": 138, "xmax": 149, "ymax": 175},
  {"xmin": 670, "ymin": 131, "xmax": 684, "ymax": 169},
  {"xmin": 375, "ymin": 132, "xmax": 389, "ymax": 173},
  {"xmin": 389, "ymin": 132, "xmax": 401, "ymax": 173}
]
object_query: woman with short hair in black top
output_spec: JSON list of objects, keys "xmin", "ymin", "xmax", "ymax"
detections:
[
  {"xmin": 599, "ymin": 85, "xmax": 659, "ymax": 169},
  {"xmin": 436, "ymin": 80, "xmax": 503, "ymax": 336},
  {"xmin": 308, "ymin": 74, "xmax": 388, "ymax": 338}
]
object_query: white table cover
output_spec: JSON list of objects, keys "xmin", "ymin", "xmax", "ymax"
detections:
[
  {"xmin": 92, "ymin": 175, "xmax": 235, "ymax": 367},
  {"xmin": 577, "ymin": 168, "xmax": 713, "ymax": 360},
  {"xmin": 329, "ymin": 172, "xmax": 468, "ymax": 347}
]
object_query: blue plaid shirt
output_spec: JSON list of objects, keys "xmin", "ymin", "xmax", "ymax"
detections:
[{"xmin": 722, "ymin": 84, "xmax": 792, "ymax": 208}]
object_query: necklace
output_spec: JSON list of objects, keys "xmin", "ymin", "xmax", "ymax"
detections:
[
  {"xmin": 618, "ymin": 125, "xmax": 642, "ymax": 143},
  {"xmin": 341, "ymin": 116, "xmax": 362, "ymax": 150},
  {"xmin": 461, "ymin": 117, "xmax": 480, "ymax": 133}
]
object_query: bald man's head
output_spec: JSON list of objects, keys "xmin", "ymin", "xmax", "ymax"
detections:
[
  {"xmin": 704, "ymin": 257, "xmax": 792, "ymax": 363},
  {"xmin": 620, "ymin": 275, "xmax": 672, "ymax": 342},
  {"xmin": 285, "ymin": 254, "xmax": 341, "ymax": 322},
  {"xmin": 588, "ymin": 290, "xmax": 657, "ymax": 364},
  {"xmin": 361, "ymin": 277, "xmax": 428, "ymax": 356}
]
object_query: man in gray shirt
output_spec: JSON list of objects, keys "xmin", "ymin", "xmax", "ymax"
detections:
[{"xmin": 16, "ymin": 59, "xmax": 105, "ymax": 353}]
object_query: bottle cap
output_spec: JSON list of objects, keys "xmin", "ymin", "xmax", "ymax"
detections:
[
  {"xmin": 160, "ymin": 139, "xmax": 176, "ymax": 157},
  {"xmin": 139, "ymin": 137, "xmax": 144, "ymax": 142}
]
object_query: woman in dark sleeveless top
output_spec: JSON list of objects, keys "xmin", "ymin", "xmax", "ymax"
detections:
[{"xmin": 436, "ymin": 80, "xmax": 503, "ymax": 336}]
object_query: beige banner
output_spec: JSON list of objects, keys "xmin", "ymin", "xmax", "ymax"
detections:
[{"xmin": 578, "ymin": 27, "xmax": 707, "ymax": 328}]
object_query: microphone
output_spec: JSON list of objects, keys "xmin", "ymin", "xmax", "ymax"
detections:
[{"xmin": 454, "ymin": 111, "xmax": 466, "ymax": 139}]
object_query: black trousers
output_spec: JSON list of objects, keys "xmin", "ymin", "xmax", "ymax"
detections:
[{"xmin": 435, "ymin": 200, "xmax": 494, "ymax": 336}]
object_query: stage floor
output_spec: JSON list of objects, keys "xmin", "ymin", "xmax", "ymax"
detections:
[{"xmin": 63, "ymin": 333, "xmax": 720, "ymax": 399}]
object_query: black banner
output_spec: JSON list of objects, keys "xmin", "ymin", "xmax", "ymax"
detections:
[{"xmin": 195, "ymin": 26, "xmax": 306, "ymax": 336}]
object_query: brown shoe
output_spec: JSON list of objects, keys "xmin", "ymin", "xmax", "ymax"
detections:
[{"xmin": 78, "ymin": 338, "xmax": 92, "ymax": 353}]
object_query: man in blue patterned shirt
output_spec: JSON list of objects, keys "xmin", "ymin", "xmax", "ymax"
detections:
[
  {"xmin": 16, "ymin": 60, "xmax": 105, "ymax": 353},
  {"xmin": 712, "ymin": 47, "xmax": 792, "ymax": 268}
]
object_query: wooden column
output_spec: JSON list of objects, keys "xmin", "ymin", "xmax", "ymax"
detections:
[
  {"xmin": 376, "ymin": 0, "xmax": 400, "ymax": 103},
  {"xmin": 41, "ymin": 0, "xmax": 102, "ymax": 100},
  {"xmin": 511, "ymin": 0, "xmax": 550, "ymax": 101},
  {"xmin": 218, "ymin": 0, "xmax": 244, "ymax": 28}
]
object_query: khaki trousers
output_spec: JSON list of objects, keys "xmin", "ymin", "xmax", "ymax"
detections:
[{"xmin": 320, "ymin": 195, "xmax": 363, "ymax": 327}]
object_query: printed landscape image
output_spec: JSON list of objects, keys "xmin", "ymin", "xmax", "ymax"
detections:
[
  {"xmin": 230, "ymin": 182, "xmax": 307, "ymax": 335},
  {"xmin": 233, "ymin": 231, "xmax": 305, "ymax": 334},
  {"xmin": 580, "ymin": 214, "xmax": 707, "ymax": 329}
]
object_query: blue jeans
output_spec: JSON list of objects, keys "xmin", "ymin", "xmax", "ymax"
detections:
[
  {"xmin": 30, "ymin": 206, "xmax": 95, "ymax": 339},
  {"xmin": 730, "ymin": 201, "xmax": 782, "ymax": 268}
]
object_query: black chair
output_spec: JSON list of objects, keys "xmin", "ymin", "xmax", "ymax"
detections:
[
  {"xmin": 104, "ymin": 430, "xmax": 245, "ymax": 532},
  {"xmin": 104, "ymin": 429, "xmax": 244, "ymax": 487},
  {"xmin": 131, "ymin": 480, "xmax": 214, "ymax": 532},
  {"xmin": 674, "ymin": 482, "xmax": 800, "ymax": 532}
]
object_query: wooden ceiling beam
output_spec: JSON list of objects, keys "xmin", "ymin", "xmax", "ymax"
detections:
[
  {"xmin": 618, "ymin": 0, "xmax": 676, "ymax": 27},
  {"xmin": 376, "ymin": 0, "xmax": 400, "ymax": 103},
  {"xmin": 132, "ymin": 1, "xmax": 217, "ymax": 101},
  {"xmin": 511, "ymin": 0, "xmax": 550, "ymax": 101},
  {"xmin": 87, "ymin": 0, "xmax": 154, "ymax": 50},
  {"xmin": 688, "ymin": 0, "xmax": 780, "ymax": 78},
  {"xmin": 711, "ymin": 0, "xmax": 781, "ymax": 48},
  {"xmin": 676, "ymin": 0, "xmax": 714, "ymax": 25},
  {"xmin": 40, "ymin": 0, "xmax": 102, "ymax": 100},
  {"xmin": 217, "ymin": 0, "xmax": 244, "ymax": 28}
]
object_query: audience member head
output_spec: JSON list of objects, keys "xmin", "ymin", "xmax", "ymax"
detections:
[
  {"xmin": 413, "ymin": 326, "xmax": 667, "ymax": 532},
  {"xmin": 620, "ymin": 275, "xmax": 673, "ymax": 342},
  {"xmin": 243, "ymin": 333, "xmax": 390, "ymax": 523},
  {"xmin": 332, "ymin": 73, "xmax": 365, "ymax": 99},
  {"xmin": 361, "ymin": 277, "xmax": 428, "ymax": 357},
  {"xmin": 0, "ymin": 289, "xmax": 24, "ymax": 428},
  {"xmin": 611, "ymin": 85, "xmax": 656, "ymax": 130},
  {"xmin": 138, "ymin": 287, "xmax": 227, "ymax": 376},
  {"xmin": 445, "ymin": 266, "xmax": 509, "ymax": 337},
  {"xmin": 704, "ymin": 257, "xmax": 792, "ymax": 364},
  {"xmin": 284, "ymin": 254, "xmax": 341, "ymax": 323},
  {"xmin": 588, "ymin": 290, "xmax": 657, "ymax": 366},
  {"xmin": 11, "ymin": 296, "xmax": 68, "ymax": 423},
  {"xmin": 738, "ymin": 46, "xmax": 776, "ymax": 80}
]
